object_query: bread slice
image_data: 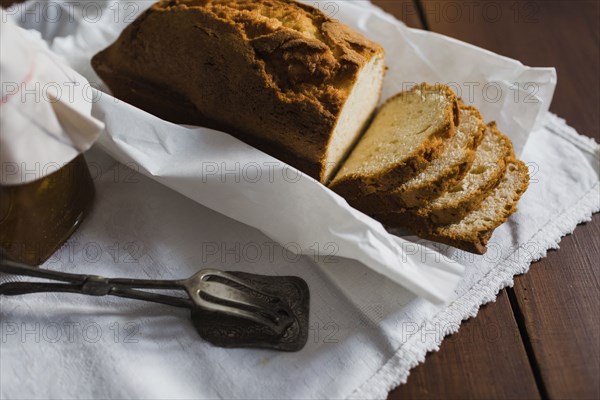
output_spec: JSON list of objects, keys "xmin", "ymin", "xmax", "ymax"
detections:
[
  {"xmin": 422, "ymin": 122, "xmax": 513, "ymax": 225},
  {"xmin": 373, "ymin": 121, "xmax": 513, "ymax": 231},
  {"xmin": 348, "ymin": 104, "xmax": 485, "ymax": 214},
  {"xmin": 92, "ymin": 0, "xmax": 385, "ymax": 183},
  {"xmin": 419, "ymin": 159, "xmax": 530, "ymax": 254},
  {"xmin": 328, "ymin": 83, "xmax": 459, "ymax": 197}
]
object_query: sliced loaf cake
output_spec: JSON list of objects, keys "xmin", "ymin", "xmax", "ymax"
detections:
[
  {"xmin": 90, "ymin": 2, "xmax": 530, "ymax": 255},
  {"xmin": 373, "ymin": 122, "xmax": 527, "ymax": 254},
  {"xmin": 328, "ymin": 83, "xmax": 459, "ymax": 197}
]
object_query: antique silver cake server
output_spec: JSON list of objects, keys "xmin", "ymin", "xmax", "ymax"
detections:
[{"xmin": 0, "ymin": 259, "xmax": 309, "ymax": 351}]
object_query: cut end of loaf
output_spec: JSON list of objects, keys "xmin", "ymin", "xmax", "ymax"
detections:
[{"xmin": 322, "ymin": 53, "xmax": 386, "ymax": 183}]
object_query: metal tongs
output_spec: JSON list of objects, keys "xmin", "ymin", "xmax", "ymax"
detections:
[{"xmin": 0, "ymin": 259, "xmax": 309, "ymax": 351}]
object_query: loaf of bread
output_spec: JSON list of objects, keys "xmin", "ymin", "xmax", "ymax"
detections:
[
  {"xmin": 93, "ymin": 3, "xmax": 530, "ymax": 254},
  {"xmin": 92, "ymin": 0, "xmax": 385, "ymax": 183}
]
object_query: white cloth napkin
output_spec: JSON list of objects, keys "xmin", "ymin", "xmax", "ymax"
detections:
[
  {"xmin": 1, "ymin": 112, "xmax": 597, "ymax": 400},
  {"xmin": 1, "ymin": 1, "xmax": 598, "ymax": 399}
]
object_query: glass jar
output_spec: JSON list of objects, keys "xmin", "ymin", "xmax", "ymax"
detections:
[{"xmin": 0, "ymin": 154, "xmax": 95, "ymax": 266}]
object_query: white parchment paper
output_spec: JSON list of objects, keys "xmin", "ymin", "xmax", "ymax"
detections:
[
  {"xmin": 0, "ymin": 10, "xmax": 104, "ymax": 185},
  {"xmin": 3, "ymin": 0, "xmax": 556, "ymax": 303}
]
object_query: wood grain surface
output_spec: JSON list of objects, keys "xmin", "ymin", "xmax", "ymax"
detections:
[
  {"xmin": 369, "ymin": 1, "xmax": 600, "ymax": 398},
  {"xmin": 391, "ymin": 291, "xmax": 541, "ymax": 399},
  {"xmin": 510, "ymin": 213, "xmax": 600, "ymax": 399}
]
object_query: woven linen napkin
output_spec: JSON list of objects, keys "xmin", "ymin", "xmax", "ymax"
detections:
[
  {"xmin": 1, "ymin": 112, "xmax": 598, "ymax": 400},
  {"xmin": 1, "ymin": 0, "xmax": 599, "ymax": 399}
]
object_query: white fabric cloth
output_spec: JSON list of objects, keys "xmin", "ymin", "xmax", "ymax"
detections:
[
  {"xmin": 1, "ymin": 1, "xmax": 599, "ymax": 398},
  {"xmin": 1, "ymin": 112, "xmax": 597, "ymax": 400}
]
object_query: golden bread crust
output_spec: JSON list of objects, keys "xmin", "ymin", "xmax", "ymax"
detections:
[{"xmin": 92, "ymin": 0, "xmax": 384, "ymax": 182}]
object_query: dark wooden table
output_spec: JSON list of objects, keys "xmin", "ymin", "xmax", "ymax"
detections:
[{"xmin": 368, "ymin": 1, "xmax": 600, "ymax": 398}]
